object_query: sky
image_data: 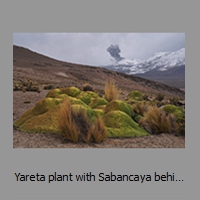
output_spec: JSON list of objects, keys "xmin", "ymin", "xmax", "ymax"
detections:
[{"xmin": 13, "ymin": 33, "xmax": 185, "ymax": 66}]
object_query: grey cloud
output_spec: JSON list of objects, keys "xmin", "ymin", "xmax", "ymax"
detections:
[{"xmin": 13, "ymin": 33, "xmax": 185, "ymax": 66}]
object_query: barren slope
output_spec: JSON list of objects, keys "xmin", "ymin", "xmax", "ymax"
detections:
[{"xmin": 13, "ymin": 45, "xmax": 185, "ymax": 99}]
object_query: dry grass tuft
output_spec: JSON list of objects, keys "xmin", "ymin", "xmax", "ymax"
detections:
[
  {"xmin": 58, "ymin": 98, "xmax": 80, "ymax": 142},
  {"xmin": 104, "ymin": 78, "xmax": 120, "ymax": 102},
  {"xmin": 87, "ymin": 117, "xmax": 106, "ymax": 143},
  {"xmin": 22, "ymin": 87, "xmax": 26, "ymax": 93},
  {"xmin": 139, "ymin": 106, "xmax": 178, "ymax": 134},
  {"xmin": 72, "ymin": 106, "xmax": 91, "ymax": 142},
  {"xmin": 82, "ymin": 83, "xmax": 94, "ymax": 92},
  {"xmin": 58, "ymin": 98, "xmax": 106, "ymax": 143},
  {"xmin": 132, "ymin": 101, "xmax": 149, "ymax": 116}
]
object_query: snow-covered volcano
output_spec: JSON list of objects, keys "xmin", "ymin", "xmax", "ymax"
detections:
[{"xmin": 103, "ymin": 48, "xmax": 185, "ymax": 75}]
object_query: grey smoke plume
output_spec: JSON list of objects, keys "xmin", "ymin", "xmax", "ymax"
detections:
[{"xmin": 107, "ymin": 44, "xmax": 124, "ymax": 62}]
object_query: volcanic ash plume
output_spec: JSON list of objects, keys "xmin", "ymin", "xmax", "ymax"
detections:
[{"xmin": 107, "ymin": 44, "xmax": 124, "ymax": 62}]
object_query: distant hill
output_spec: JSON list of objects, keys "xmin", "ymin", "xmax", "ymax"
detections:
[
  {"xmin": 135, "ymin": 65, "xmax": 185, "ymax": 89},
  {"xmin": 13, "ymin": 45, "xmax": 185, "ymax": 98}
]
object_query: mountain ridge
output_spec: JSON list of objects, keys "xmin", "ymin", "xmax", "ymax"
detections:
[{"xmin": 13, "ymin": 45, "xmax": 185, "ymax": 99}]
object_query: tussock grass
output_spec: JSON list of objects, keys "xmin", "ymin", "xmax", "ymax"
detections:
[
  {"xmin": 58, "ymin": 98, "xmax": 80, "ymax": 142},
  {"xmin": 105, "ymin": 100, "xmax": 134, "ymax": 118},
  {"xmin": 127, "ymin": 90, "xmax": 143, "ymax": 101},
  {"xmin": 82, "ymin": 83, "xmax": 94, "ymax": 92},
  {"xmin": 71, "ymin": 106, "xmax": 91, "ymax": 142},
  {"xmin": 43, "ymin": 84, "xmax": 55, "ymax": 90},
  {"xmin": 132, "ymin": 101, "xmax": 149, "ymax": 116},
  {"xmin": 104, "ymin": 78, "xmax": 120, "ymax": 102},
  {"xmin": 58, "ymin": 97, "xmax": 106, "ymax": 143},
  {"xmin": 87, "ymin": 117, "xmax": 106, "ymax": 143},
  {"xmin": 139, "ymin": 106, "xmax": 178, "ymax": 134}
]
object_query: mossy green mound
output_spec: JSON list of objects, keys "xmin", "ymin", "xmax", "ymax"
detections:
[
  {"xmin": 68, "ymin": 96, "xmax": 88, "ymax": 107},
  {"xmin": 127, "ymin": 90, "xmax": 143, "ymax": 101},
  {"xmin": 93, "ymin": 109, "xmax": 105, "ymax": 117},
  {"xmin": 46, "ymin": 88, "xmax": 62, "ymax": 98},
  {"xmin": 60, "ymin": 87, "xmax": 81, "ymax": 97},
  {"xmin": 89, "ymin": 97, "xmax": 108, "ymax": 109},
  {"xmin": 32, "ymin": 98, "xmax": 62, "ymax": 115},
  {"xmin": 14, "ymin": 98, "xmax": 95, "ymax": 134},
  {"xmin": 76, "ymin": 91, "xmax": 99, "ymax": 105},
  {"xmin": 14, "ymin": 87, "xmax": 149, "ymax": 139},
  {"xmin": 14, "ymin": 98, "xmax": 62, "ymax": 128},
  {"xmin": 103, "ymin": 111, "xmax": 149, "ymax": 137},
  {"xmin": 105, "ymin": 100, "xmax": 134, "ymax": 117},
  {"xmin": 95, "ymin": 105, "xmax": 106, "ymax": 111},
  {"xmin": 46, "ymin": 87, "xmax": 81, "ymax": 98},
  {"xmin": 162, "ymin": 104, "xmax": 184, "ymax": 120},
  {"xmin": 16, "ymin": 104, "xmax": 62, "ymax": 134},
  {"xmin": 56, "ymin": 94, "xmax": 68, "ymax": 99}
]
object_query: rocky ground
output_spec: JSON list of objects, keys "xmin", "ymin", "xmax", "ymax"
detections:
[{"xmin": 13, "ymin": 90, "xmax": 185, "ymax": 148}]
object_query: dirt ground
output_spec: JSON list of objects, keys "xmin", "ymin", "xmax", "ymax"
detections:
[{"xmin": 13, "ymin": 90, "xmax": 185, "ymax": 148}]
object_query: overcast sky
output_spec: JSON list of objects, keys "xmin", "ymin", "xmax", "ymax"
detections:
[{"xmin": 13, "ymin": 33, "xmax": 185, "ymax": 66}]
